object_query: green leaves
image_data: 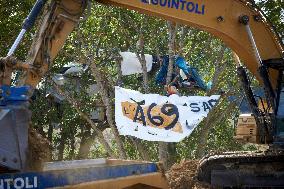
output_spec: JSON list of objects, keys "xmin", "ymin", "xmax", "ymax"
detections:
[{"xmin": 257, "ymin": 0, "xmax": 284, "ymax": 38}]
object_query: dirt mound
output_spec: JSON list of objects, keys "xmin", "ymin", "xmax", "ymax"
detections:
[
  {"xmin": 26, "ymin": 128, "xmax": 51, "ymax": 171},
  {"xmin": 166, "ymin": 160, "xmax": 209, "ymax": 189}
]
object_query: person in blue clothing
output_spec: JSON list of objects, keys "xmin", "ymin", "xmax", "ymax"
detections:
[
  {"xmin": 155, "ymin": 56, "xmax": 209, "ymax": 95},
  {"xmin": 175, "ymin": 56, "xmax": 208, "ymax": 90},
  {"xmin": 179, "ymin": 69, "xmax": 199, "ymax": 88}
]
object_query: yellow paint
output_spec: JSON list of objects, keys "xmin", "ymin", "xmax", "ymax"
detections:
[
  {"xmin": 19, "ymin": 0, "xmax": 283, "ymax": 90},
  {"xmin": 121, "ymin": 101, "xmax": 183, "ymax": 133},
  {"xmin": 97, "ymin": 0, "xmax": 283, "ymax": 89}
]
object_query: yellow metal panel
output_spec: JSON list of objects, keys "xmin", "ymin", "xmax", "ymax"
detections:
[
  {"xmin": 23, "ymin": 0, "xmax": 283, "ymax": 89},
  {"xmin": 97, "ymin": 0, "xmax": 283, "ymax": 88}
]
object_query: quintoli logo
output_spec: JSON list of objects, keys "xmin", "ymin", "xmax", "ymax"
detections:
[
  {"xmin": 0, "ymin": 177, "xmax": 38, "ymax": 189},
  {"xmin": 141, "ymin": 0, "xmax": 205, "ymax": 15}
]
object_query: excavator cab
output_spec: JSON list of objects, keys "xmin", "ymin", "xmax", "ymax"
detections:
[
  {"xmin": 234, "ymin": 113, "xmax": 259, "ymax": 143},
  {"xmin": 234, "ymin": 97, "xmax": 275, "ymax": 144},
  {"xmin": 234, "ymin": 85, "xmax": 284, "ymax": 146}
]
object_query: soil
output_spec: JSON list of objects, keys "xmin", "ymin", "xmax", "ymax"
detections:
[
  {"xmin": 26, "ymin": 128, "xmax": 51, "ymax": 171},
  {"xmin": 166, "ymin": 160, "xmax": 209, "ymax": 189}
]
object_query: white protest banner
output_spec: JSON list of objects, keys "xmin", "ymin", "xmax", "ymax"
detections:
[{"xmin": 115, "ymin": 87, "xmax": 220, "ymax": 142}]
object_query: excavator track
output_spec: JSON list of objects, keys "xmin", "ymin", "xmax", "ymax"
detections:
[{"xmin": 197, "ymin": 150, "xmax": 284, "ymax": 188}]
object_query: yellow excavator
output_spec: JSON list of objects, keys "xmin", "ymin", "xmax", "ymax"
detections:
[{"xmin": 0, "ymin": 0, "xmax": 284, "ymax": 188}]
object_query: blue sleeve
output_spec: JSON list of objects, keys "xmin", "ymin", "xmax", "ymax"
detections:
[
  {"xmin": 176, "ymin": 56, "xmax": 209, "ymax": 90},
  {"xmin": 155, "ymin": 56, "xmax": 169, "ymax": 85},
  {"xmin": 175, "ymin": 56, "xmax": 189, "ymax": 75}
]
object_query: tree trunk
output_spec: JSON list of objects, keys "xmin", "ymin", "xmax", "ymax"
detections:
[
  {"xmin": 77, "ymin": 129, "xmax": 96, "ymax": 159},
  {"xmin": 68, "ymin": 135, "xmax": 76, "ymax": 160},
  {"xmin": 131, "ymin": 138, "xmax": 150, "ymax": 161},
  {"xmin": 210, "ymin": 45, "xmax": 226, "ymax": 94},
  {"xmin": 73, "ymin": 105, "xmax": 116, "ymax": 158},
  {"xmin": 53, "ymin": 84, "xmax": 116, "ymax": 158},
  {"xmin": 135, "ymin": 34, "xmax": 149, "ymax": 93},
  {"xmin": 47, "ymin": 123, "xmax": 53, "ymax": 144},
  {"xmin": 90, "ymin": 61, "xmax": 127, "ymax": 159},
  {"xmin": 195, "ymin": 46, "xmax": 228, "ymax": 158},
  {"xmin": 158, "ymin": 142, "xmax": 169, "ymax": 169},
  {"xmin": 159, "ymin": 21, "xmax": 178, "ymax": 170},
  {"xmin": 166, "ymin": 21, "xmax": 178, "ymax": 84},
  {"xmin": 58, "ymin": 129, "xmax": 67, "ymax": 161},
  {"xmin": 195, "ymin": 117, "xmax": 211, "ymax": 158},
  {"xmin": 195, "ymin": 95, "xmax": 238, "ymax": 158},
  {"xmin": 178, "ymin": 26, "xmax": 189, "ymax": 56},
  {"xmin": 115, "ymin": 56, "xmax": 123, "ymax": 86}
]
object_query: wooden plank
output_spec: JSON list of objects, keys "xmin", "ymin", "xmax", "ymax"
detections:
[
  {"xmin": 44, "ymin": 159, "xmax": 107, "ymax": 171},
  {"xmin": 106, "ymin": 159, "xmax": 152, "ymax": 166}
]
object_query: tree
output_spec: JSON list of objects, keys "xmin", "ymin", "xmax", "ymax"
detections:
[
  {"xmin": 2, "ymin": 0, "xmax": 281, "ymax": 167},
  {"xmin": 257, "ymin": 0, "xmax": 284, "ymax": 38}
]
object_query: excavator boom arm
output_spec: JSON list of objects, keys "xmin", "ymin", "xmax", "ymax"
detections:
[
  {"xmin": 20, "ymin": 0, "xmax": 283, "ymax": 89},
  {"xmin": 100, "ymin": 0, "xmax": 283, "ymax": 86},
  {"xmin": 18, "ymin": 0, "xmax": 87, "ymax": 87}
]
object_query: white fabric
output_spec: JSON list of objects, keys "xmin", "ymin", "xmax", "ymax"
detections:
[
  {"xmin": 62, "ymin": 62, "xmax": 88, "ymax": 75},
  {"xmin": 180, "ymin": 69, "xmax": 187, "ymax": 80},
  {"xmin": 119, "ymin": 52, "xmax": 153, "ymax": 75},
  {"xmin": 115, "ymin": 87, "xmax": 220, "ymax": 142},
  {"xmin": 64, "ymin": 66, "xmax": 83, "ymax": 75}
]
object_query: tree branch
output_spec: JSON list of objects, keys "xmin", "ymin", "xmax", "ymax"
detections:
[{"xmin": 53, "ymin": 83, "xmax": 116, "ymax": 158}]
